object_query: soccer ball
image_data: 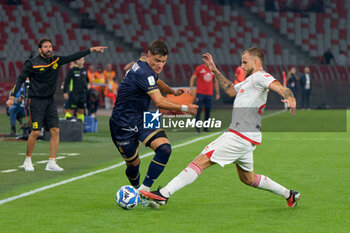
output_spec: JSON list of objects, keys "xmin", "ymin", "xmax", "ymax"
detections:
[{"xmin": 116, "ymin": 185, "xmax": 140, "ymax": 210}]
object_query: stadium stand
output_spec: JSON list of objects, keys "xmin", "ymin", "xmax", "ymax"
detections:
[{"xmin": 243, "ymin": 0, "xmax": 350, "ymax": 65}]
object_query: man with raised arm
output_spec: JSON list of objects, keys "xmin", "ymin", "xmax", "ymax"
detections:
[
  {"xmin": 140, "ymin": 47, "xmax": 300, "ymax": 208},
  {"xmin": 6, "ymin": 37, "xmax": 107, "ymax": 172}
]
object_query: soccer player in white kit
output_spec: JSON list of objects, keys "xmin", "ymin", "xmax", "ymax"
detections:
[{"xmin": 140, "ymin": 47, "xmax": 300, "ymax": 208}]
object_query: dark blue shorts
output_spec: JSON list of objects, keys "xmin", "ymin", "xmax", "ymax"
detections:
[{"xmin": 109, "ymin": 118, "xmax": 165, "ymax": 162}]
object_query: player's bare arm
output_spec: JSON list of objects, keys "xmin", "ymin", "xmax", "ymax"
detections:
[
  {"xmin": 202, "ymin": 53, "xmax": 236, "ymax": 98},
  {"xmin": 189, "ymin": 74, "xmax": 197, "ymax": 96},
  {"xmin": 269, "ymin": 81, "xmax": 296, "ymax": 115},
  {"xmin": 157, "ymin": 80, "xmax": 189, "ymax": 96},
  {"xmin": 214, "ymin": 78, "xmax": 220, "ymax": 100},
  {"xmin": 149, "ymin": 89, "xmax": 198, "ymax": 115},
  {"xmin": 123, "ymin": 61, "xmax": 135, "ymax": 71}
]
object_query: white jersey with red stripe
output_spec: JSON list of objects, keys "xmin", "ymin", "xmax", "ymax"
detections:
[{"xmin": 229, "ymin": 70, "xmax": 276, "ymax": 145}]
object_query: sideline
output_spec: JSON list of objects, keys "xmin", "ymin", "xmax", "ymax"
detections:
[{"xmin": 0, "ymin": 109, "xmax": 285, "ymax": 206}]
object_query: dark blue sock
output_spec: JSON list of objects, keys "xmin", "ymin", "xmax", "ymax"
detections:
[
  {"xmin": 125, "ymin": 163, "xmax": 140, "ymax": 188},
  {"xmin": 143, "ymin": 143, "xmax": 171, "ymax": 187}
]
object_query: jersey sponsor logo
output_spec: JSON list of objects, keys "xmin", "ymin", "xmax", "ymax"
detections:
[
  {"xmin": 199, "ymin": 68, "xmax": 206, "ymax": 73},
  {"xmin": 203, "ymin": 73, "xmax": 213, "ymax": 82},
  {"xmin": 132, "ymin": 63, "xmax": 140, "ymax": 72},
  {"xmin": 52, "ymin": 63, "xmax": 58, "ymax": 70},
  {"xmin": 40, "ymin": 68, "xmax": 45, "ymax": 71},
  {"xmin": 264, "ymin": 74, "xmax": 271, "ymax": 77},
  {"xmin": 32, "ymin": 122, "xmax": 38, "ymax": 129},
  {"xmin": 116, "ymin": 140, "xmax": 130, "ymax": 146},
  {"xmin": 143, "ymin": 110, "xmax": 161, "ymax": 129},
  {"xmin": 148, "ymin": 76, "xmax": 155, "ymax": 86}
]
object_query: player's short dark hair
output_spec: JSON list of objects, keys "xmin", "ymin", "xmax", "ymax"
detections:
[
  {"xmin": 37, "ymin": 37, "xmax": 52, "ymax": 48},
  {"xmin": 242, "ymin": 47, "xmax": 265, "ymax": 64},
  {"xmin": 148, "ymin": 39, "xmax": 168, "ymax": 56}
]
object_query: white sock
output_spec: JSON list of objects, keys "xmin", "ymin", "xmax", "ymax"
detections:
[
  {"xmin": 251, "ymin": 174, "xmax": 290, "ymax": 199},
  {"xmin": 138, "ymin": 184, "xmax": 150, "ymax": 192},
  {"xmin": 160, "ymin": 161, "xmax": 202, "ymax": 198}
]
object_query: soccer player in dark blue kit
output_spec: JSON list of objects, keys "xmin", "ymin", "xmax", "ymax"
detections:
[{"xmin": 109, "ymin": 40, "xmax": 198, "ymax": 206}]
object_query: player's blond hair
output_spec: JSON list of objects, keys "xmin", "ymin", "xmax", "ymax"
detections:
[{"xmin": 242, "ymin": 47, "xmax": 265, "ymax": 64}]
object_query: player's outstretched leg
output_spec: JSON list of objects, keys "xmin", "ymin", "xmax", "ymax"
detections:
[
  {"xmin": 140, "ymin": 154, "xmax": 213, "ymax": 206},
  {"xmin": 236, "ymin": 165, "xmax": 301, "ymax": 207}
]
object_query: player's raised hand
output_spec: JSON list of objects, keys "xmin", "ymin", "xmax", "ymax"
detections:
[
  {"xmin": 90, "ymin": 46, "xmax": 108, "ymax": 53},
  {"xmin": 281, "ymin": 97, "xmax": 296, "ymax": 115},
  {"xmin": 202, "ymin": 53, "xmax": 219, "ymax": 73},
  {"xmin": 174, "ymin": 88, "xmax": 190, "ymax": 96},
  {"xmin": 187, "ymin": 104, "xmax": 199, "ymax": 115}
]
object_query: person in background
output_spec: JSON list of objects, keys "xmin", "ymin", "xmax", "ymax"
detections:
[
  {"xmin": 287, "ymin": 67, "xmax": 299, "ymax": 100},
  {"xmin": 190, "ymin": 62, "xmax": 220, "ymax": 133},
  {"xmin": 337, "ymin": 51, "xmax": 347, "ymax": 66},
  {"xmin": 104, "ymin": 76, "xmax": 118, "ymax": 110},
  {"xmin": 61, "ymin": 62, "xmax": 75, "ymax": 115},
  {"xmin": 63, "ymin": 57, "xmax": 88, "ymax": 122},
  {"xmin": 8, "ymin": 84, "xmax": 26, "ymax": 135},
  {"xmin": 322, "ymin": 49, "xmax": 335, "ymax": 65},
  {"xmin": 299, "ymin": 66, "xmax": 312, "ymax": 109},
  {"xmin": 103, "ymin": 63, "xmax": 116, "ymax": 82},
  {"xmin": 93, "ymin": 65, "xmax": 106, "ymax": 108},
  {"xmin": 234, "ymin": 66, "xmax": 245, "ymax": 84},
  {"xmin": 87, "ymin": 64, "xmax": 95, "ymax": 84}
]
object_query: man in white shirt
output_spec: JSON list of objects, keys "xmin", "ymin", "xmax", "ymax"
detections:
[
  {"xmin": 337, "ymin": 51, "xmax": 347, "ymax": 66},
  {"xmin": 140, "ymin": 47, "xmax": 301, "ymax": 208},
  {"xmin": 300, "ymin": 67, "xmax": 312, "ymax": 109}
]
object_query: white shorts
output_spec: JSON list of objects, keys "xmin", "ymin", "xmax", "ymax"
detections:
[{"xmin": 200, "ymin": 132, "xmax": 256, "ymax": 171}]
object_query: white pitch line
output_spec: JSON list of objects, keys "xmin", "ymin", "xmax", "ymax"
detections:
[
  {"xmin": 18, "ymin": 153, "xmax": 80, "ymax": 156},
  {"xmin": 0, "ymin": 110, "xmax": 285, "ymax": 205},
  {"xmin": 0, "ymin": 132, "xmax": 220, "ymax": 206},
  {"xmin": 35, "ymin": 160, "xmax": 48, "ymax": 164},
  {"xmin": 1, "ymin": 169, "xmax": 18, "ymax": 173}
]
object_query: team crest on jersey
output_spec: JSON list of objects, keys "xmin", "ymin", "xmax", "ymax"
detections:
[
  {"xmin": 40, "ymin": 68, "xmax": 45, "ymax": 71},
  {"xmin": 52, "ymin": 63, "xmax": 58, "ymax": 70},
  {"xmin": 148, "ymin": 76, "xmax": 155, "ymax": 86}
]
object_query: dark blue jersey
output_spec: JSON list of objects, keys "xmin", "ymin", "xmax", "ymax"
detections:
[{"xmin": 111, "ymin": 60, "xmax": 159, "ymax": 127}]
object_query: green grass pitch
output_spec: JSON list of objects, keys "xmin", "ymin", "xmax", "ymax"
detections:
[{"xmin": 0, "ymin": 110, "xmax": 349, "ymax": 233}]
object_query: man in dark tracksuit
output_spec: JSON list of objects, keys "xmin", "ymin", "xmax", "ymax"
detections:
[
  {"xmin": 6, "ymin": 37, "xmax": 107, "ymax": 172},
  {"xmin": 63, "ymin": 57, "xmax": 89, "ymax": 122}
]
